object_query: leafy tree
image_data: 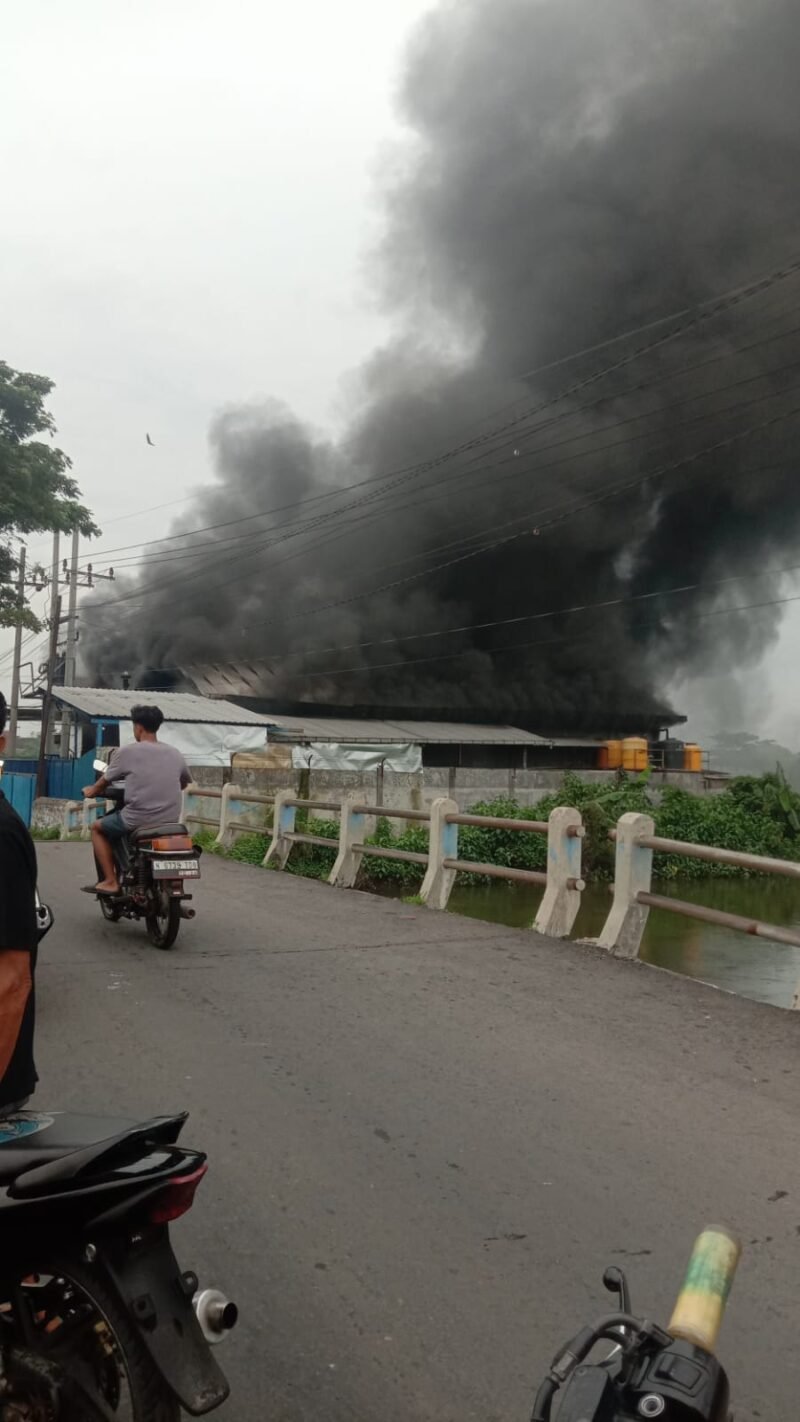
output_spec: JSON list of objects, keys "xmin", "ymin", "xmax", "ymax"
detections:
[{"xmin": 0, "ymin": 361, "xmax": 99, "ymax": 629}]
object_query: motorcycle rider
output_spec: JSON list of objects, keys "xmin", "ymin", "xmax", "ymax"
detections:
[
  {"xmin": 83, "ymin": 704, "xmax": 192, "ymax": 894},
  {"xmin": 0, "ymin": 691, "xmax": 38, "ymax": 1114}
]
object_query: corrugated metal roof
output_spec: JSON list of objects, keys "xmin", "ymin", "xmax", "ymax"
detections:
[
  {"xmin": 53, "ymin": 686, "xmax": 272, "ymax": 726},
  {"xmin": 265, "ymin": 714, "xmax": 555, "ymax": 746},
  {"xmin": 184, "ymin": 662, "xmax": 278, "ymax": 698}
]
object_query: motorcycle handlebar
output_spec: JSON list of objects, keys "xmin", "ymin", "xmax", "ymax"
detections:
[
  {"xmin": 668, "ymin": 1224, "xmax": 741, "ymax": 1355},
  {"xmin": 531, "ymin": 1227, "xmax": 740, "ymax": 1422}
]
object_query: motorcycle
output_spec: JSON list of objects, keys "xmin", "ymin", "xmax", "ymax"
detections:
[
  {"xmin": 0, "ymin": 904, "xmax": 236, "ymax": 1419},
  {"xmin": 530, "ymin": 1225, "xmax": 740, "ymax": 1420},
  {"xmin": 87, "ymin": 761, "xmax": 201, "ymax": 950}
]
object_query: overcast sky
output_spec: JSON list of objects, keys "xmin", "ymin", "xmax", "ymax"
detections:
[
  {"xmin": 0, "ymin": 0, "xmax": 431, "ymax": 680},
  {"xmin": 3, "ymin": 0, "xmax": 800, "ymax": 747}
]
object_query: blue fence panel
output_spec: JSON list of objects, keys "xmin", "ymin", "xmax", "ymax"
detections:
[
  {"xmin": 4, "ymin": 752, "xmax": 97, "ymax": 802},
  {"xmin": 45, "ymin": 752, "xmax": 96, "ymax": 800},
  {"xmin": 2, "ymin": 773, "xmax": 36, "ymax": 826}
]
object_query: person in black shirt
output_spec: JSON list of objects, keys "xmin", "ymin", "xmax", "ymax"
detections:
[{"xmin": 0, "ymin": 691, "xmax": 38, "ymax": 1112}]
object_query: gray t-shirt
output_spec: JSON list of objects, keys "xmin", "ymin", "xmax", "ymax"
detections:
[{"xmin": 106, "ymin": 740, "xmax": 191, "ymax": 829}]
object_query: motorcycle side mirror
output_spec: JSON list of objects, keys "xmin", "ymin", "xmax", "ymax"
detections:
[
  {"xmin": 93, "ymin": 759, "xmax": 108, "ymax": 773},
  {"xmin": 36, "ymin": 901, "xmax": 54, "ymax": 942}
]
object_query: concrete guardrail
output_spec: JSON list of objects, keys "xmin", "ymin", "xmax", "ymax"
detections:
[
  {"xmin": 65, "ymin": 790, "xmax": 800, "ymax": 1002},
  {"xmin": 61, "ymin": 797, "xmax": 114, "ymax": 841},
  {"xmin": 596, "ymin": 812, "xmax": 800, "ymax": 1005}
]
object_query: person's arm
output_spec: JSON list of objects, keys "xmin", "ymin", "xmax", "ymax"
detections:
[
  {"xmin": 83, "ymin": 775, "xmax": 109, "ymax": 800},
  {"xmin": 179, "ymin": 755, "xmax": 192, "ymax": 790},
  {"xmin": 0, "ymin": 953, "xmax": 31, "ymax": 1080},
  {"xmin": 84, "ymin": 746, "xmax": 130, "ymax": 798},
  {"xmin": 0, "ymin": 832, "xmax": 35, "ymax": 1079}
]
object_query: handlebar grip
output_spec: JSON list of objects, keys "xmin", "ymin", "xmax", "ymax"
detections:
[{"xmin": 668, "ymin": 1225, "xmax": 741, "ymax": 1354}]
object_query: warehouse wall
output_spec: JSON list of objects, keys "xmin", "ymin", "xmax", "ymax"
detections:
[{"xmin": 189, "ymin": 764, "xmax": 718, "ymax": 808}]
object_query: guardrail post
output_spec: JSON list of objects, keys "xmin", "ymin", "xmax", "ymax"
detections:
[
  {"xmin": 79, "ymin": 798, "xmax": 112, "ymax": 840},
  {"xmin": 596, "ymin": 812, "xmax": 655, "ymax": 958},
  {"xmin": 80, "ymin": 798, "xmax": 97, "ymax": 840},
  {"xmin": 263, "ymin": 790, "xmax": 297, "ymax": 869},
  {"xmin": 329, "ymin": 791, "xmax": 367, "ymax": 888},
  {"xmin": 216, "ymin": 783, "xmax": 239, "ymax": 848},
  {"xmin": 420, "ymin": 797, "xmax": 459, "ymax": 910},
  {"xmin": 61, "ymin": 800, "xmax": 82, "ymax": 840},
  {"xmin": 182, "ymin": 783, "xmax": 199, "ymax": 833},
  {"xmin": 534, "ymin": 806, "xmax": 585, "ymax": 938}
]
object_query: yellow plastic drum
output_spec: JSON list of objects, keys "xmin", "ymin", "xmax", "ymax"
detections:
[
  {"xmin": 622, "ymin": 737, "xmax": 648, "ymax": 772},
  {"xmin": 684, "ymin": 743, "xmax": 703, "ymax": 772}
]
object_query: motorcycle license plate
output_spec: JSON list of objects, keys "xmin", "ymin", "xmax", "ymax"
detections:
[{"xmin": 152, "ymin": 858, "xmax": 201, "ymax": 878}]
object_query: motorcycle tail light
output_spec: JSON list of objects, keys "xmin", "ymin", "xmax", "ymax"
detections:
[
  {"xmin": 152, "ymin": 836, "xmax": 194, "ymax": 851},
  {"xmin": 149, "ymin": 1164, "xmax": 208, "ymax": 1224}
]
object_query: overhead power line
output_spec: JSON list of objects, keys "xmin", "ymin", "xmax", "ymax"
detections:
[
  {"xmin": 76, "ymin": 361, "xmax": 800, "ymax": 627},
  {"xmin": 53, "ymin": 251, "xmax": 800, "ymax": 575},
  {"xmin": 229, "ymin": 391, "xmax": 800, "ymax": 634},
  {"xmin": 291, "ymin": 592, "xmax": 800, "ymax": 681},
  {"xmin": 270, "ymin": 557, "xmax": 800, "ymax": 664},
  {"xmin": 70, "ymin": 306, "xmax": 800, "ymax": 580}
]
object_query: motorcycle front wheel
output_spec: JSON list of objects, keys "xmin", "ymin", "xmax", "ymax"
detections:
[
  {"xmin": 145, "ymin": 887, "xmax": 181, "ymax": 950},
  {"xmin": 94, "ymin": 854, "xmax": 122, "ymax": 923},
  {"xmin": 99, "ymin": 896, "xmax": 122, "ymax": 923},
  {"xmin": 1, "ymin": 1257, "xmax": 179, "ymax": 1421}
]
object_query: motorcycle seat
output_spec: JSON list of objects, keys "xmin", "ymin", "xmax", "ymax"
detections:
[
  {"xmin": 130, "ymin": 822, "xmax": 189, "ymax": 843},
  {"xmin": 0, "ymin": 1111, "xmax": 187, "ymax": 1192}
]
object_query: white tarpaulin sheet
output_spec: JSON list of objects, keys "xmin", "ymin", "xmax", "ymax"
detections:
[
  {"xmin": 291, "ymin": 742, "xmax": 422, "ymax": 773},
  {"xmin": 119, "ymin": 720, "xmax": 267, "ymax": 767}
]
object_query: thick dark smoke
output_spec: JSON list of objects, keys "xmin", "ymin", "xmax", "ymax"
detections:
[{"xmin": 83, "ymin": 0, "xmax": 800, "ymax": 731}]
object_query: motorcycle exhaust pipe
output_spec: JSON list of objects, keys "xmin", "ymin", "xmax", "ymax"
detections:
[
  {"xmin": 180, "ymin": 905, "xmax": 196, "ymax": 919},
  {"xmin": 193, "ymin": 1288, "xmax": 238, "ymax": 1344}
]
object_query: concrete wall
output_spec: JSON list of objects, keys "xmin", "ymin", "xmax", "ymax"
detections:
[
  {"xmin": 32, "ymin": 797, "xmax": 72, "ymax": 832},
  {"xmin": 187, "ymin": 764, "xmax": 718, "ymax": 810}
]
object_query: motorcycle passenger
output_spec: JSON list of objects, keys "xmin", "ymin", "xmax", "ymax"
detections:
[
  {"xmin": 83, "ymin": 704, "xmax": 192, "ymax": 895},
  {"xmin": 0, "ymin": 691, "xmax": 38, "ymax": 1114}
]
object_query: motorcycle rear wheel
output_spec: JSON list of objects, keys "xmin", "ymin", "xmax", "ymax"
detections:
[
  {"xmin": 145, "ymin": 888, "xmax": 181, "ymax": 950},
  {"xmin": 3, "ymin": 1257, "xmax": 179, "ymax": 1421}
]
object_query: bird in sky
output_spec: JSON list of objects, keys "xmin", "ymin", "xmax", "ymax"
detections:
[{"xmin": 146, "ymin": 433, "xmax": 155, "ymax": 447}]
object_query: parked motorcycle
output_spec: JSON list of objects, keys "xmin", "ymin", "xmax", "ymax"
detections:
[
  {"xmin": 0, "ymin": 1110, "xmax": 236, "ymax": 1419},
  {"xmin": 88, "ymin": 761, "xmax": 201, "ymax": 950},
  {"xmin": 530, "ymin": 1225, "xmax": 739, "ymax": 1421},
  {"xmin": 0, "ymin": 904, "xmax": 236, "ymax": 1419}
]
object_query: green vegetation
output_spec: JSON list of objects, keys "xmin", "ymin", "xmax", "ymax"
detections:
[
  {"xmin": 0, "ymin": 361, "xmax": 98, "ymax": 629},
  {"xmin": 192, "ymin": 769, "xmax": 800, "ymax": 888}
]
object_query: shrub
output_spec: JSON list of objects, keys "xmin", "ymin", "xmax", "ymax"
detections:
[{"xmin": 189, "ymin": 769, "xmax": 800, "ymax": 885}]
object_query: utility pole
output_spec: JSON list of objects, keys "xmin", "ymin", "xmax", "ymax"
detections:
[
  {"xmin": 7, "ymin": 547, "xmax": 49, "ymax": 760},
  {"xmin": 7, "ymin": 546, "xmax": 26, "ymax": 760},
  {"xmin": 60, "ymin": 528, "xmax": 80, "ymax": 758},
  {"xmin": 57, "ymin": 544, "xmax": 115, "ymax": 758},
  {"xmin": 44, "ymin": 533, "xmax": 60, "ymax": 757},
  {"xmin": 36, "ymin": 593, "xmax": 61, "ymax": 797},
  {"xmin": 63, "ymin": 529, "xmax": 80, "ymax": 686}
]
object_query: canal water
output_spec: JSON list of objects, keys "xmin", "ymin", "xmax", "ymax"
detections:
[{"xmin": 444, "ymin": 879, "xmax": 800, "ymax": 1009}]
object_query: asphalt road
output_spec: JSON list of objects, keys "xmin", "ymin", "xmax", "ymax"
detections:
[{"xmin": 34, "ymin": 842, "xmax": 800, "ymax": 1420}]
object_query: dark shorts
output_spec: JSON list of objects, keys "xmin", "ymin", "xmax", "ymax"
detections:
[{"xmin": 96, "ymin": 810, "xmax": 129, "ymax": 842}]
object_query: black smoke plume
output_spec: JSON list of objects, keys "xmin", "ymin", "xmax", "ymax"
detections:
[{"xmin": 83, "ymin": 0, "xmax": 800, "ymax": 732}]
